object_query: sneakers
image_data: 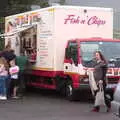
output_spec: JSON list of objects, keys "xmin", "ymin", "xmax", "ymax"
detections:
[
  {"xmin": 91, "ymin": 106, "xmax": 111, "ymax": 112},
  {"xmin": 0, "ymin": 96, "xmax": 7, "ymax": 100}
]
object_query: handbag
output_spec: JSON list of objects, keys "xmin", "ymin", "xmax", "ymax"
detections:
[{"xmin": 95, "ymin": 82, "xmax": 105, "ymax": 106}]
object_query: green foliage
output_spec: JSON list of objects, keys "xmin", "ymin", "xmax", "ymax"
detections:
[
  {"xmin": 0, "ymin": 17, "xmax": 5, "ymax": 50},
  {"xmin": 2, "ymin": 0, "xmax": 49, "ymax": 16},
  {"xmin": 0, "ymin": 17, "xmax": 4, "ymax": 22},
  {"xmin": 0, "ymin": 37, "xmax": 4, "ymax": 51},
  {"xmin": 60, "ymin": 0, "xmax": 65, "ymax": 5},
  {"xmin": 113, "ymin": 30, "xmax": 120, "ymax": 39}
]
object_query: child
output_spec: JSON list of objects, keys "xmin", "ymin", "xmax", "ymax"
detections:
[
  {"xmin": 0, "ymin": 57, "xmax": 9, "ymax": 100},
  {"xmin": 9, "ymin": 59, "xmax": 19, "ymax": 99}
]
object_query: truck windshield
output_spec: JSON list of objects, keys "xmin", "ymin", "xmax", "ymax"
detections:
[{"xmin": 80, "ymin": 41, "xmax": 120, "ymax": 67}]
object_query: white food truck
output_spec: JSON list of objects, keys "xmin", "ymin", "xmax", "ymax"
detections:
[{"xmin": 4, "ymin": 6, "xmax": 119, "ymax": 100}]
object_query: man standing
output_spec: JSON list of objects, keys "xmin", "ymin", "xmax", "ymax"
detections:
[{"xmin": 16, "ymin": 53, "xmax": 28, "ymax": 97}]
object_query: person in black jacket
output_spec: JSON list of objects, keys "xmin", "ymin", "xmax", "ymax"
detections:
[
  {"xmin": 91, "ymin": 51, "xmax": 111, "ymax": 112},
  {"xmin": 2, "ymin": 45, "xmax": 16, "ymax": 63}
]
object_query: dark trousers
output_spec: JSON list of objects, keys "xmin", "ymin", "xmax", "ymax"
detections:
[
  {"xmin": 18, "ymin": 71, "xmax": 25, "ymax": 96},
  {"xmin": 103, "ymin": 84, "xmax": 111, "ymax": 108}
]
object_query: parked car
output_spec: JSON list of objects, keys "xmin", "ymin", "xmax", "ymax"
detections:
[{"xmin": 111, "ymin": 80, "xmax": 120, "ymax": 118}]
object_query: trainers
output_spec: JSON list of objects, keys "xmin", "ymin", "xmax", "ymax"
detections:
[
  {"xmin": 91, "ymin": 107, "xmax": 100, "ymax": 112},
  {"xmin": 0, "ymin": 96, "xmax": 7, "ymax": 100},
  {"xmin": 106, "ymin": 107, "xmax": 111, "ymax": 112}
]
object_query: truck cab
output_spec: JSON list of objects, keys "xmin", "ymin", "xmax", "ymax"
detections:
[{"xmin": 64, "ymin": 38, "xmax": 120, "ymax": 100}]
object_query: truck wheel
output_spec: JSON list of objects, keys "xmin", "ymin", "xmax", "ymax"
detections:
[{"xmin": 65, "ymin": 83, "xmax": 76, "ymax": 101}]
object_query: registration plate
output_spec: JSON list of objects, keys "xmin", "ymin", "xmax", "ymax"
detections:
[{"xmin": 106, "ymin": 84, "xmax": 117, "ymax": 89}]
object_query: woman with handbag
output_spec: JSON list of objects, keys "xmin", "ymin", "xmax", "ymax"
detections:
[{"xmin": 91, "ymin": 51, "xmax": 111, "ymax": 112}]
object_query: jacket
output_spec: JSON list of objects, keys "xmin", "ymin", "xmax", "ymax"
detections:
[{"xmin": 93, "ymin": 60, "xmax": 107, "ymax": 85}]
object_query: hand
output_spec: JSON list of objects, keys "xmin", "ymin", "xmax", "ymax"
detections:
[{"xmin": 99, "ymin": 80, "xmax": 103, "ymax": 84}]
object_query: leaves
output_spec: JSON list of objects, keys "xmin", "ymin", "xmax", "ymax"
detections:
[{"xmin": 2, "ymin": 0, "xmax": 49, "ymax": 16}]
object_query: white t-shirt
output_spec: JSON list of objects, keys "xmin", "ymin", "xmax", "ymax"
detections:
[{"xmin": 9, "ymin": 66, "xmax": 19, "ymax": 79}]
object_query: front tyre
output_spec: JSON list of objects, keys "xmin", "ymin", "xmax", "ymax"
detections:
[{"xmin": 66, "ymin": 83, "xmax": 76, "ymax": 101}]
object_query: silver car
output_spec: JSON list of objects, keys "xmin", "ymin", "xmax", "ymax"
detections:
[{"xmin": 111, "ymin": 81, "xmax": 120, "ymax": 118}]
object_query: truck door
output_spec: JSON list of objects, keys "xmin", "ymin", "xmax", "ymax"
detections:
[{"xmin": 64, "ymin": 41, "xmax": 78, "ymax": 73}]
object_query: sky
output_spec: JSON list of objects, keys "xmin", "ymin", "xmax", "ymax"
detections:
[{"xmin": 66, "ymin": 0, "xmax": 120, "ymax": 11}]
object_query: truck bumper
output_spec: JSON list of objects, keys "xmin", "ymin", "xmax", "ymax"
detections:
[
  {"xmin": 73, "ymin": 83, "xmax": 114, "ymax": 94},
  {"xmin": 75, "ymin": 83, "xmax": 115, "ymax": 91},
  {"xmin": 77, "ymin": 84, "xmax": 90, "ymax": 90}
]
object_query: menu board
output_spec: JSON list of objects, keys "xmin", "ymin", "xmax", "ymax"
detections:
[{"xmin": 37, "ymin": 9, "xmax": 54, "ymax": 69}]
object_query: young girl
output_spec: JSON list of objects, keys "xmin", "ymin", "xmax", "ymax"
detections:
[
  {"xmin": 0, "ymin": 57, "xmax": 9, "ymax": 100},
  {"xmin": 9, "ymin": 59, "xmax": 19, "ymax": 99}
]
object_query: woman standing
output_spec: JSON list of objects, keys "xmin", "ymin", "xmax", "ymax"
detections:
[
  {"xmin": 0, "ymin": 57, "xmax": 9, "ymax": 100},
  {"xmin": 91, "ymin": 51, "xmax": 111, "ymax": 112}
]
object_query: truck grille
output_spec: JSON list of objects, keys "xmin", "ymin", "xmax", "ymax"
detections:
[{"xmin": 107, "ymin": 77, "xmax": 119, "ymax": 83}]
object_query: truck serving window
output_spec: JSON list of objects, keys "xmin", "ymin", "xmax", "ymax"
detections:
[{"xmin": 80, "ymin": 41, "xmax": 120, "ymax": 67}]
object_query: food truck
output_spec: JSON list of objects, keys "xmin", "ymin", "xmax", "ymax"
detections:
[{"xmin": 4, "ymin": 6, "xmax": 119, "ymax": 100}]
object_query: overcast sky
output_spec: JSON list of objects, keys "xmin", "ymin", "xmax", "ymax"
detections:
[{"xmin": 66, "ymin": 0, "xmax": 120, "ymax": 11}]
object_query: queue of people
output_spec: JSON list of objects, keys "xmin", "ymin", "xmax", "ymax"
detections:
[{"xmin": 0, "ymin": 45, "xmax": 28, "ymax": 100}]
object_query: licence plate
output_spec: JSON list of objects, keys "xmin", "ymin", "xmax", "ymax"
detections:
[{"xmin": 106, "ymin": 84, "xmax": 117, "ymax": 89}]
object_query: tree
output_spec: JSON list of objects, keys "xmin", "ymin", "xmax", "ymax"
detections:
[
  {"xmin": 113, "ymin": 30, "xmax": 120, "ymax": 39},
  {"xmin": 0, "ymin": 17, "xmax": 5, "ymax": 50},
  {"xmin": 60, "ymin": 0, "xmax": 65, "ymax": 5},
  {"xmin": 3, "ymin": 0, "xmax": 49, "ymax": 16},
  {"xmin": 32, "ymin": 0, "xmax": 49, "ymax": 8}
]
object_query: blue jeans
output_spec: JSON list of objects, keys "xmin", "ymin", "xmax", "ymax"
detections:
[{"xmin": 0, "ymin": 76, "xmax": 8, "ymax": 96}]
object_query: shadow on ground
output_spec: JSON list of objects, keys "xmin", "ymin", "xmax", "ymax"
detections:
[{"xmin": 24, "ymin": 87, "xmax": 94, "ymax": 103}]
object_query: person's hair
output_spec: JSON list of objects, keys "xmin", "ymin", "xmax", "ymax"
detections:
[
  {"xmin": 95, "ymin": 51, "xmax": 107, "ymax": 64},
  {"xmin": 10, "ymin": 58, "xmax": 16, "ymax": 66},
  {"xmin": 11, "ymin": 49, "xmax": 15, "ymax": 53},
  {"xmin": 0, "ymin": 57, "xmax": 9, "ymax": 70},
  {"xmin": 4, "ymin": 45, "xmax": 11, "ymax": 51},
  {"xmin": 9, "ymin": 21, "xmax": 13, "ymax": 26}
]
